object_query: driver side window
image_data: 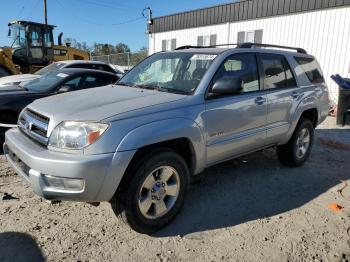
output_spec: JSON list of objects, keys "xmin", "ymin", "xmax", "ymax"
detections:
[
  {"xmin": 214, "ymin": 54, "xmax": 260, "ymax": 93},
  {"xmin": 61, "ymin": 77, "xmax": 82, "ymax": 90}
]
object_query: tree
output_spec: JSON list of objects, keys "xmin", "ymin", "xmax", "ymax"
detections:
[
  {"xmin": 63, "ymin": 38, "xmax": 91, "ymax": 52},
  {"xmin": 130, "ymin": 46, "xmax": 148, "ymax": 65},
  {"xmin": 115, "ymin": 43, "xmax": 130, "ymax": 53}
]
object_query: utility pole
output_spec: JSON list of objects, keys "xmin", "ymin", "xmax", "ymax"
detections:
[
  {"xmin": 144, "ymin": 7, "xmax": 153, "ymax": 35},
  {"xmin": 146, "ymin": 7, "xmax": 153, "ymax": 25},
  {"xmin": 44, "ymin": 0, "xmax": 48, "ymax": 25}
]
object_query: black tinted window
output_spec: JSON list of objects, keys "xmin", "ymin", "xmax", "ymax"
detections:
[
  {"xmin": 295, "ymin": 56, "xmax": 324, "ymax": 84},
  {"xmin": 214, "ymin": 54, "xmax": 260, "ymax": 93},
  {"xmin": 80, "ymin": 75, "xmax": 114, "ymax": 89},
  {"xmin": 261, "ymin": 54, "xmax": 297, "ymax": 89}
]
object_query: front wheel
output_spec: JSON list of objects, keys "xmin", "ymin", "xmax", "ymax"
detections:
[
  {"xmin": 277, "ymin": 118, "xmax": 314, "ymax": 167},
  {"xmin": 112, "ymin": 149, "xmax": 190, "ymax": 234}
]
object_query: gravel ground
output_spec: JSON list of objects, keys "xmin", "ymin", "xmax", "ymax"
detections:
[{"xmin": 0, "ymin": 117, "xmax": 350, "ymax": 262}]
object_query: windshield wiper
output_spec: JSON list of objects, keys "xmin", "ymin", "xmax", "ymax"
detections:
[
  {"xmin": 153, "ymin": 86, "xmax": 189, "ymax": 95},
  {"xmin": 117, "ymin": 83, "xmax": 155, "ymax": 90},
  {"xmin": 117, "ymin": 82, "xmax": 189, "ymax": 95},
  {"xmin": 117, "ymin": 82, "xmax": 133, "ymax": 87}
]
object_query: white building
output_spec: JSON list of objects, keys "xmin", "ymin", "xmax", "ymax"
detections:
[{"xmin": 148, "ymin": 0, "xmax": 350, "ymax": 103}]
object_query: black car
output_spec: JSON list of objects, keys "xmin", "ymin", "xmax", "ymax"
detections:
[{"xmin": 0, "ymin": 68, "xmax": 119, "ymax": 143}]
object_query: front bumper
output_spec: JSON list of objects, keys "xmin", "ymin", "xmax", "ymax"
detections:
[{"xmin": 4, "ymin": 128, "xmax": 135, "ymax": 202}]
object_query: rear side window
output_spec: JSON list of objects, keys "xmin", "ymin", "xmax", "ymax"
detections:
[
  {"xmin": 261, "ymin": 54, "xmax": 297, "ymax": 89},
  {"xmin": 295, "ymin": 57, "xmax": 324, "ymax": 84}
]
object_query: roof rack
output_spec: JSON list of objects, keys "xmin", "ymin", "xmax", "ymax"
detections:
[
  {"xmin": 175, "ymin": 43, "xmax": 307, "ymax": 54},
  {"xmin": 175, "ymin": 45, "xmax": 205, "ymax": 50},
  {"xmin": 175, "ymin": 44, "xmax": 239, "ymax": 50},
  {"xmin": 237, "ymin": 42, "xmax": 307, "ymax": 54}
]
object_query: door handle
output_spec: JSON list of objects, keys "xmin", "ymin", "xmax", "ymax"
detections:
[
  {"xmin": 255, "ymin": 96, "xmax": 266, "ymax": 105},
  {"xmin": 291, "ymin": 91, "xmax": 299, "ymax": 99}
]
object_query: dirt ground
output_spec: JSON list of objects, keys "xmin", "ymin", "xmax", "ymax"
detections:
[{"xmin": 0, "ymin": 117, "xmax": 350, "ymax": 262}]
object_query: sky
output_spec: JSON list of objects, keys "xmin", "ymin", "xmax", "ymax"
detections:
[{"xmin": 0, "ymin": 0, "xmax": 230, "ymax": 51}]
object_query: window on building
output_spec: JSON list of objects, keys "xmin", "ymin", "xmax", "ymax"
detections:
[
  {"xmin": 261, "ymin": 54, "xmax": 297, "ymax": 89},
  {"xmin": 295, "ymin": 56, "xmax": 324, "ymax": 84},
  {"xmin": 197, "ymin": 34, "xmax": 217, "ymax": 47},
  {"xmin": 162, "ymin": 39, "xmax": 176, "ymax": 51},
  {"xmin": 245, "ymin": 31, "xmax": 255, "ymax": 43},
  {"xmin": 237, "ymin": 29, "xmax": 263, "ymax": 44},
  {"xmin": 161, "ymin": 39, "xmax": 177, "ymax": 71},
  {"xmin": 213, "ymin": 53, "xmax": 260, "ymax": 93}
]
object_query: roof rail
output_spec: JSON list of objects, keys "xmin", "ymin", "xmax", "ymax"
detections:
[
  {"xmin": 175, "ymin": 43, "xmax": 307, "ymax": 54},
  {"xmin": 237, "ymin": 42, "xmax": 307, "ymax": 54},
  {"xmin": 175, "ymin": 44, "xmax": 239, "ymax": 50},
  {"xmin": 175, "ymin": 45, "xmax": 205, "ymax": 50}
]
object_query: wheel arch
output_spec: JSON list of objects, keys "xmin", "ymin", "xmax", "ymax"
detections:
[
  {"xmin": 281, "ymin": 104, "xmax": 319, "ymax": 145},
  {"xmin": 116, "ymin": 118, "xmax": 206, "ymax": 174}
]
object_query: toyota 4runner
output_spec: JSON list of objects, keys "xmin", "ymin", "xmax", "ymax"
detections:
[{"xmin": 4, "ymin": 43, "xmax": 330, "ymax": 233}]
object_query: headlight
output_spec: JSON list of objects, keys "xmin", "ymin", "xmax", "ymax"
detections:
[{"xmin": 48, "ymin": 121, "xmax": 109, "ymax": 150}]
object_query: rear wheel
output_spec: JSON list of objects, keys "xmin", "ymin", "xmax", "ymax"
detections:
[
  {"xmin": 277, "ymin": 118, "xmax": 314, "ymax": 167},
  {"xmin": 112, "ymin": 149, "xmax": 190, "ymax": 234}
]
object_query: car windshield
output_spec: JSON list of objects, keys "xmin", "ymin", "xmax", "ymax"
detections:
[
  {"xmin": 118, "ymin": 52, "xmax": 217, "ymax": 94},
  {"xmin": 22, "ymin": 71, "xmax": 70, "ymax": 91},
  {"xmin": 35, "ymin": 62, "xmax": 67, "ymax": 75}
]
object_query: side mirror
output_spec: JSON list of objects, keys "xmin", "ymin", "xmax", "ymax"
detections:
[
  {"xmin": 57, "ymin": 85, "xmax": 72, "ymax": 93},
  {"xmin": 210, "ymin": 77, "xmax": 243, "ymax": 96},
  {"xmin": 7, "ymin": 28, "xmax": 11, "ymax": 37}
]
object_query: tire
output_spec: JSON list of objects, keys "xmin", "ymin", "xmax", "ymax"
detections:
[
  {"xmin": 112, "ymin": 149, "xmax": 190, "ymax": 234},
  {"xmin": 277, "ymin": 118, "xmax": 314, "ymax": 167},
  {"xmin": 0, "ymin": 67, "xmax": 10, "ymax": 78}
]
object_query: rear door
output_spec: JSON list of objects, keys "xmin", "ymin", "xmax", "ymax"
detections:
[
  {"xmin": 204, "ymin": 53, "xmax": 268, "ymax": 165},
  {"xmin": 258, "ymin": 53, "xmax": 299, "ymax": 144}
]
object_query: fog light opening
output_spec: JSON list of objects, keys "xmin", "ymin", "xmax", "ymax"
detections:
[{"xmin": 43, "ymin": 175, "xmax": 85, "ymax": 191}]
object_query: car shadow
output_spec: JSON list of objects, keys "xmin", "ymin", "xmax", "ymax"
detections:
[
  {"xmin": 154, "ymin": 128, "xmax": 350, "ymax": 237},
  {"xmin": 0, "ymin": 232, "xmax": 45, "ymax": 261}
]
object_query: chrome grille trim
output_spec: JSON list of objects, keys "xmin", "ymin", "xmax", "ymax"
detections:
[{"xmin": 18, "ymin": 109, "xmax": 49, "ymax": 145}]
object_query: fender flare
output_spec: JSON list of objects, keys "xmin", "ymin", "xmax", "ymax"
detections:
[
  {"xmin": 280, "ymin": 95, "xmax": 319, "ymax": 144},
  {"xmin": 116, "ymin": 117, "xmax": 206, "ymax": 174}
]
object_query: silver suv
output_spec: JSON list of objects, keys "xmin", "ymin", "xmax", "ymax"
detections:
[{"xmin": 4, "ymin": 44, "xmax": 330, "ymax": 233}]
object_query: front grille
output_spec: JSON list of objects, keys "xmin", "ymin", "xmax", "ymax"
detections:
[
  {"xmin": 26, "ymin": 108, "xmax": 50, "ymax": 123},
  {"xmin": 18, "ymin": 109, "xmax": 50, "ymax": 146}
]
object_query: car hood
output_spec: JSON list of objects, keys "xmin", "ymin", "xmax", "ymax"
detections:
[
  {"xmin": 0, "ymin": 74, "xmax": 40, "ymax": 86},
  {"xmin": 28, "ymin": 84, "xmax": 188, "ymax": 125},
  {"xmin": 0, "ymin": 84, "xmax": 29, "ymax": 95}
]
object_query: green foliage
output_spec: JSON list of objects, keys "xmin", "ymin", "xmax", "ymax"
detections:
[{"xmin": 63, "ymin": 38, "xmax": 149, "ymax": 66}]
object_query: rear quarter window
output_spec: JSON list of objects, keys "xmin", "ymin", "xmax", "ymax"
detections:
[{"xmin": 295, "ymin": 56, "xmax": 324, "ymax": 84}]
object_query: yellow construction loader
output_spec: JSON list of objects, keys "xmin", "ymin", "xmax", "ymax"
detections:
[{"xmin": 0, "ymin": 20, "xmax": 89, "ymax": 77}]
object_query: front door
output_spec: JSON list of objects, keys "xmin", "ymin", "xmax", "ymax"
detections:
[{"xmin": 204, "ymin": 53, "xmax": 268, "ymax": 165}]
